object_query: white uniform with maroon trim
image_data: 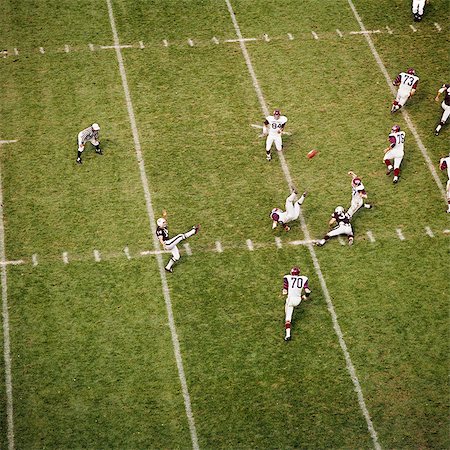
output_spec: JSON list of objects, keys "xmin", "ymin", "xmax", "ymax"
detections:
[
  {"xmin": 394, "ymin": 72, "xmax": 419, "ymax": 107},
  {"xmin": 438, "ymin": 84, "xmax": 450, "ymax": 123},
  {"xmin": 348, "ymin": 179, "xmax": 367, "ymax": 218},
  {"xmin": 283, "ymin": 274, "xmax": 309, "ymax": 308},
  {"xmin": 265, "ymin": 115, "xmax": 287, "ymax": 151},
  {"xmin": 384, "ymin": 130, "xmax": 405, "ymax": 169}
]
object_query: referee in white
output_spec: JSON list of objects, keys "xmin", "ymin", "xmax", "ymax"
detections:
[{"xmin": 76, "ymin": 123, "xmax": 102, "ymax": 164}]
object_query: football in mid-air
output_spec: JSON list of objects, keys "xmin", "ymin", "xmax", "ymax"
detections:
[{"xmin": 307, "ymin": 149, "xmax": 318, "ymax": 159}]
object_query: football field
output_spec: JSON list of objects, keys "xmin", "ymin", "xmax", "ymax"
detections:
[{"xmin": 0, "ymin": 0, "xmax": 449, "ymax": 448}]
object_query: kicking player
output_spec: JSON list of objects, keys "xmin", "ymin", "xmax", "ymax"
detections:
[
  {"xmin": 156, "ymin": 213, "xmax": 200, "ymax": 273},
  {"xmin": 77, "ymin": 123, "xmax": 102, "ymax": 164},
  {"xmin": 434, "ymin": 83, "xmax": 450, "ymax": 136},
  {"xmin": 347, "ymin": 171, "xmax": 372, "ymax": 218},
  {"xmin": 270, "ymin": 187, "xmax": 307, "ymax": 231},
  {"xmin": 316, "ymin": 206, "xmax": 354, "ymax": 247},
  {"xmin": 263, "ymin": 109, "xmax": 287, "ymax": 161},
  {"xmin": 384, "ymin": 125, "xmax": 405, "ymax": 184},
  {"xmin": 282, "ymin": 266, "xmax": 311, "ymax": 341}
]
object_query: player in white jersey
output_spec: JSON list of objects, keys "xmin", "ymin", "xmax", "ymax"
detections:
[
  {"xmin": 435, "ymin": 83, "xmax": 450, "ymax": 136},
  {"xmin": 412, "ymin": 0, "xmax": 427, "ymax": 21},
  {"xmin": 282, "ymin": 266, "xmax": 311, "ymax": 341},
  {"xmin": 263, "ymin": 109, "xmax": 287, "ymax": 161},
  {"xmin": 391, "ymin": 68, "xmax": 419, "ymax": 113},
  {"xmin": 77, "ymin": 123, "xmax": 102, "ymax": 164},
  {"xmin": 439, "ymin": 153, "xmax": 450, "ymax": 213},
  {"xmin": 347, "ymin": 171, "xmax": 372, "ymax": 218},
  {"xmin": 316, "ymin": 206, "xmax": 354, "ymax": 247},
  {"xmin": 270, "ymin": 187, "xmax": 307, "ymax": 231},
  {"xmin": 156, "ymin": 211, "xmax": 200, "ymax": 273},
  {"xmin": 384, "ymin": 125, "xmax": 405, "ymax": 184}
]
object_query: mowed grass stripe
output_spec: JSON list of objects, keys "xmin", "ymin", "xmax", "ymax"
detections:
[
  {"xmin": 225, "ymin": 1, "xmax": 381, "ymax": 448},
  {"xmin": 105, "ymin": 0, "xmax": 199, "ymax": 448}
]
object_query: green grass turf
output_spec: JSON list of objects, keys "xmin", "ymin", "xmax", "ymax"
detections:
[{"xmin": 0, "ymin": 0, "xmax": 448, "ymax": 448}]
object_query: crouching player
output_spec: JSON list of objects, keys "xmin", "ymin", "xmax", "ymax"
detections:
[
  {"xmin": 156, "ymin": 212, "xmax": 200, "ymax": 273},
  {"xmin": 316, "ymin": 206, "xmax": 354, "ymax": 247},
  {"xmin": 282, "ymin": 266, "xmax": 311, "ymax": 341}
]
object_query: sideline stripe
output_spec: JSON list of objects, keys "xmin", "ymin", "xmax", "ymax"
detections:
[
  {"xmin": 0, "ymin": 158, "xmax": 15, "ymax": 450},
  {"xmin": 105, "ymin": 2, "xmax": 199, "ymax": 448},
  {"xmin": 347, "ymin": 0, "xmax": 446, "ymax": 203},
  {"xmin": 225, "ymin": 1, "xmax": 381, "ymax": 448}
]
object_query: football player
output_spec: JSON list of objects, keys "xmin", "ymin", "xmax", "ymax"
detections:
[
  {"xmin": 434, "ymin": 83, "xmax": 450, "ymax": 136},
  {"xmin": 263, "ymin": 109, "xmax": 287, "ymax": 161},
  {"xmin": 156, "ymin": 212, "xmax": 200, "ymax": 273},
  {"xmin": 439, "ymin": 153, "xmax": 450, "ymax": 213},
  {"xmin": 391, "ymin": 68, "xmax": 419, "ymax": 113},
  {"xmin": 315, "ymin": 206, "xmax": 354, "ymax": 247},
  {"xmin": 347, "ymin": 171, "xmax": 372, "ymax": 218},
  {"xmin": 282, "ymin": 266, "xmax": 311, "ymax": 341},
  {"xmin": 77, "ymin": 123, "xmax": 102, "ymax": 164},
  {"xmin": 384, "ymin": 125, "xmax": 405, "ymax": 184},
  {"xmin": 412, "ymin": 0, "xmax": 426, "ymax": 21},
  {"xmin": 270, "ymin": 187, "xmax": 307, "ymax": 231}
]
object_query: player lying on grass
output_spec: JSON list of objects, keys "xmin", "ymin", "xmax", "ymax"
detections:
[
  {"xmin": 156, "ymin": 210, "xmax": 200, "ymax": 273},
  {"xmin": 315, "ymin": 206, "xmax": 354, "ymax": 247},
  {"xmin": 270, "ymin": 187, "xmax": 307, "ymax": 231},
  {"xmin": 347, "ymin": 171, "xmax": 372, "ymax": 218},
  {"xmin": 282, "ymin": 266, "xmax": 311, "ymax": 341}
]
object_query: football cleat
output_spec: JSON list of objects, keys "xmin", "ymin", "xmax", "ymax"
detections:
[
  {"xmin": 386, "ymin": 166, "xmax": 393, "ymax": 175},
  {"xmin": 393, "ymin": 176, "xmax": 399, "ymax": 184},
  {"xmin": 165, "ymin": 267, "xmax": 173, "ymax": 273},
  {"xmin": 348, "ymin": 236, "xmax": 354, "ymax": 246},
  {"xmin": 76, "ymin": 157, "xmax": 82, "ymax": 164},
  {"xmin": 290, "ymin": 185, "xmax": 298, "ymax": 194},
  {"xmin": 95, "ymin": 148, "xmax": 103, "ymax": 155},
  {"xmin": 284, "ymin": 335, "xmax": 291, "ymax": 341},
  {"xmin": 193, "ymin": 224, "xmax": 201, "ymax": 234},
  {"xmin": 315, "ymin": 240, "xmax": 325, "ymax": 247},
  {"xmin": 266, "ymin": 153, "xmax": 272, "ymax": 161},
  {"xmin": 290, "ymin": 266, "xmax": 300, "ymax": 276},
  {"xmin": 391, "ymin": 125, "xmax": 400, "ymax": 133},
  {"xmin": 435, "ymin": 129, "xmax": 440, "ymax": 136}
]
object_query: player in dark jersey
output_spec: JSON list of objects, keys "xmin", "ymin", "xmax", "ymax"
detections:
[
  {"xmin": 156, "ymin": 216, "xmax": 200, "ymax": 273},
  {"xmin": 315, "ymin": 206, "xmax": 354, "ymax": 247},
  {"xmin": 435, "ymin": 84, "xmax": 450, "ymax": 136}
]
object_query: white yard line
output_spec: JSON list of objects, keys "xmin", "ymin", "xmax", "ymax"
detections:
[
  {"xmin": 64, "ymin": 44, "xmax": 70, "ymax": 53},
  {"xmin": 425, "ymin": 226, "xmax": 434, "ymax": 238},
  {"xmin": 409, "ymin": 24, "xmax": 417, "ymax": 32},
  {"xmin": 349, "ymin": 30, "xmax": 381, "ymax": 35},
  {"xmin": 212, "ymin": 36, "xmax": 219, "ymax": 44},
  {"xmin": 366, "ymin": 231, "xmax": 375, "ymax": 243},
  {"xmin": 225, "ymin": 2, "xmax": 380, "ymax": 447},
  {"xmin": 88, "ymin": 43, "xmax": 94, "ymax": 51},
  {"xmin": 62, "ymin": 252, "xmax": 69, "ymax": 264},
  {"xmin": 385, "ymin": 26, "xmax": 393, "ymax": 35},
  {"xmin": 224, "ymin": 38, "xmax": 257, "ymax": 43},
  {"xmin": 13, "ymin": 48, "xmax": 18, "ymax": 56},
  {"xmin": 101, "ymin": 44, "xmax": 133, "ymax": 49},
  {"xmin": 263, "ymin": 33, "xmax": 270, "ymax": 42},
  {"xmin": 246, "ymin": 239, "xmax": 254, "ymax": 251},
  {"xmin": 311, "ymin": 31, "xmax": 319, "ymax": 40},
  {"xmin": 124, "ymin": 246, "xmax": 131, "ymax": 260},
  {"xmin": 105, "ymin": 2, "xmax": 199, "ymax": 448},
  {"xmin": 32, "ymin": 254, "xmax": 38, "ymax": 266},
  {"xmin": 0, "ymin": 141, "xmax": 17, "ymax": 145},
  {"xmin": 434, "ymin": 22, "xmax": 442, "ymax": 32},
  {"xmin": 163, "ymin": 39, "xmax": 169, "ymax": 47},
  {"xmin": 287, "ymin": 33, "xmax": 294, "ymax": 40},
  {"xmin": 215, "ymin": 241, "xmax": 223, "ymax": 253},
  {"xmin": 188, "ymin": 39, "xmax": 194, "ymax": 47},
  {"xmin": 275, "ymin": 237, "xmax": 282, "ymax": 249},
  {"xmin": 396, "ymin": 228, "xmax": 405, "ymax": 241},
  {"xmin": 39, "ymin": 47, "xmax": 45, "ymax": 54},
  {"xmin": 347, "ymin": 0, "xmax": 447, "ymax": 203},
  {"xmin": 93, "ymin": 250, "xmax": 101, "ymax": 262},
  {"xmin": 0, "ymin": 260, "xmax": 23, "ymax": 267},
  {"xmin": 0, "ymin": 156, "xmax": 15, "ymax": 450},
  {"xmin": 336, "ymin": 29, "xmax": 344, "ymax": 37},
  {"xmin": 139, "ymin": 41, "xmax": 145, "ymax": 49},
  {"xmin": 183, "ymin": 243, "xmax": 192, "ymax": 256}
]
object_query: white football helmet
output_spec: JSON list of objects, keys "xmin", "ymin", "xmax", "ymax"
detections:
[
  {"xmin": 157, "ymin": 218, "xmax": 167, "ymax": 228},
  {"xmin": 334, "ymin": 206, "xmax": 345, "ymax": 214},
  {"xmin": 92, "ymin": 123, "xmax": 100, "ymax": 131}
]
